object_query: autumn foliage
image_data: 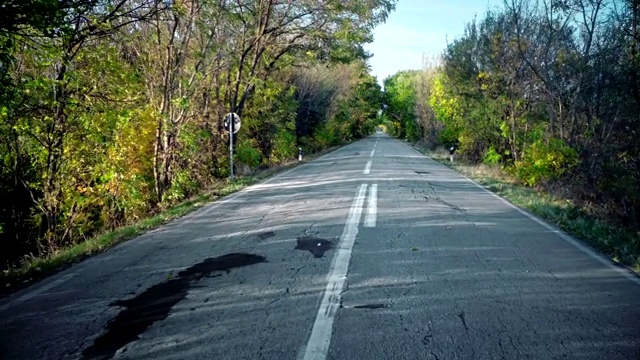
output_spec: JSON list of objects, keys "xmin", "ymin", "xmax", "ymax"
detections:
[
  {"xmin": 0, "ymin": 0, "xmax": 393, "ymax": 268},
  {"xmin": 383, "ymin": 0, "xmax": 640, "ymax": 235}
]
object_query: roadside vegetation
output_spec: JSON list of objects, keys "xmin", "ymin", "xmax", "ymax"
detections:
[
  {"xmin": 0, "ymin": 148, "xmax": 336, "ymax": 295},
  {"xmin": 0, "ymin": 0, "xmax": 395, "ymax": 286},
  {"xmin": 1, "ymin": 178, "xmax": 250, "ymax": 294},
  {"xmin": 422, "ymin": 146, "xmax": 640, "ymax": 273},
  {"xmin": 383, "ymin": 0, "xmax": 640, "ymax": 272}
]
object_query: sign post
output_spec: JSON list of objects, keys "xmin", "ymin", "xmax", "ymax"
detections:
[
  {"xmin": 230, "ymin": 121, "xmax": 234, "ymax": 180},
  {"xmin": 223, "ymin": 112, "xmax": 241, "ymax": 181}
]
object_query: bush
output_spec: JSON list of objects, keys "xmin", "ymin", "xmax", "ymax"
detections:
[
  {"xmin": 235, "ymin": 141, "xmax": 262, "ymax": 169},
  {"xmin": 163, "ymin": 170, "xmax": 199, "ymax": 203},
  {"xmin": 270, "ymin": 129, "xmax": 297, "ymax": 164},
  {"xmin": 437, "ymin": 125, "xmax": 459, "ymax": 148},
  {"xmin": 515, "ymin": 138, "xmax": 579, "ymax": 186},
  {"xmin": 405, "ymin": 119, "xmax": 421, "ymax": 141},
  {"xmin": 314, "ymin": 125, "xmax": 337, "ymax": 149},
  {"xmin": 482, "ymin": 147, "xmax": 501, "ymax": 166}
]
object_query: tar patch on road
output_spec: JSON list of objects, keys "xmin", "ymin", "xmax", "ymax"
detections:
[
  {"xmin": 295, "ymin": 236, "xmax": 333, "ymax": 258},
  {"xmin": 415, "ymin": 171, "xmax": 430, "ymax": 175},
  {"xmin": 81, "ymin": 253, "xmax": 266, "ymax": 360}
]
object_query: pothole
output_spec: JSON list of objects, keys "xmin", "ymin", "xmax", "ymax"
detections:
[{"xmin": 294, "ymin": 236, "xmax": 333, "ymax": 258}]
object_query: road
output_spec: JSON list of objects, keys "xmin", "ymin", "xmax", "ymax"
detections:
[{"xmin": 1, "ymin": 133, "xmax": 639, "ymax": 360}]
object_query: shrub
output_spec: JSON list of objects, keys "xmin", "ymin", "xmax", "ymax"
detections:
[
  {"xmin": 314, "ymin": 125, "xmax": 337, "ymax": 149},
  {"xmin": 164, "ymin": 170, "xmax": 199, "ymax": 203},
  {"xmin": 405, "ymin": 119, "xmax": 421, "ymax": 141},
  {"xmin": 235, "ymin": 141, "xmax": 262, "ymax": 169},
  {"xmin": 270, "ymin": 129, "xmax": 297, "ymax": 164},
  {"xmin": 437, "ymin": 125, "xmax": 459, "ymax": 148},
  {"xmin": 515, "ymin": 138, "xmax": 579, "ymax": 186},
  {"xmin": 482, "ymin": 146, "xmax": 502, "ymax": 166}
]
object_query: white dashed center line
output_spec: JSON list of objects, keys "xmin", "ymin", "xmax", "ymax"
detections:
[
  {"xmin": 364, "ymin": 184, "xmax": 378, "ymax": 228},
  {"xmin": 302, "ymin": 184, "xmax": 368, "ymax": 360},
  {"xmin": 363, "ymin": 160, "xmax": 372, "ymax": 174}
]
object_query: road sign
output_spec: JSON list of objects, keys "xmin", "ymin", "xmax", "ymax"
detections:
[
  {"xmin": 223, "ymin": 112, "xmax": 241, "ymax": 181},
  {"xmin": 224, "ymin": 112, "xmax": 241, "ymax": 134}
]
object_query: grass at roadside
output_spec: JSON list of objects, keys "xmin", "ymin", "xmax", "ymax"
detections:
[
  {"xmin": 417, "ymin": 145, "xmax": 640, "ymax": 274},
  {"xmin": 0, "ymin": 147, "xmax": 337, "ymax": 297},
  {"xmin": 0, "ymin": 178, "xmax": 256, "ymax": 296}
]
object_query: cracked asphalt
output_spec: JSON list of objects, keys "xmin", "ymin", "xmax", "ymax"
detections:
[{"xmin": 1, "ymin": 133, "xmax": 639, "ymax": 359}]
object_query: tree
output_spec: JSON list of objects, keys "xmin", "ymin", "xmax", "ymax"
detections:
[
  {"xmin": 402, "ymin": 0, "xmax": 640, "ymax": 230},
  {"xmin": 383, "ymin": 70, "xmax": 420, "ymax": 141},
  {"xmin": 0, "ymin": 0, "xmax": 397, "ymax": 268}
]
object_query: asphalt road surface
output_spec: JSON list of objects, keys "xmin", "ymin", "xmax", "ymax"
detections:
[{"xmin": 1, "ymin": 133, "xmax": 639, "ymax": 360}]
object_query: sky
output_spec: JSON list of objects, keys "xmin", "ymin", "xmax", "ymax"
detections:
[{"xmin": 364, "ymin": 0, "xmax": 504, "ymax": 85}]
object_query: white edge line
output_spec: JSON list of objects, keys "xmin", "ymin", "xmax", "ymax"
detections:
[
  {"xmin": 477, "ymin": 185, "xmax": 640, "ymax": 286},
  {"xmin": 303, "ymin": 184, "xmax": 367, "ymax": 360},
  {"xmin": 406, "ymin": 142, "xmax": 640, "ymax": 286},
  {"xmin": 363, "ymin": 160, "xmax": 372, "ymax": 175},
  {"xmin": 364, "ymin": 184, "xmax": 378, "ymax": 228}
]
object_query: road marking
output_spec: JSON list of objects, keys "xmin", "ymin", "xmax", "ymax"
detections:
[
  {"xmin": 303, "ymin": 184, "xmax": 367, "ymax": 360},
  {"xmin": 364, "ymin": 184, "xmax": 378, "ymax": 227},
  {"xmin": 183, "ymin": 140, "xmax": 363, "ymax": 225},
  {"xmin": 462, "ymin": 175, "xmax": 640, "ymax": 286},
  {"xmin": 407, "ymin": 142, "xmax": 640, "ymax": 287},
  {"xmin": 370, "ymin": 148, "xmax": 375, "ymax": 157},
  {"xmin": 0, "ymin": 273, "xmax": 76, "ymax": 312},
  {"xmin": 363, "ymin": 160, "xmax": 372, "ymax": 174}
]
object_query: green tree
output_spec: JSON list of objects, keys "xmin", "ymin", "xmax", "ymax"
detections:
[
  {"xmin": 0, "ymin": 0, "xmax": 397, "ymax": 269},
  {"xmin": 383, "ymin": 70, "xmax": 420, "ymax": 141}
]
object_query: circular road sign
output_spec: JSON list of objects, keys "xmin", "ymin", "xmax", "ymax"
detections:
[{"xmin": 224, "ymin": 112, "xmax": 241, "ymax": 134}]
